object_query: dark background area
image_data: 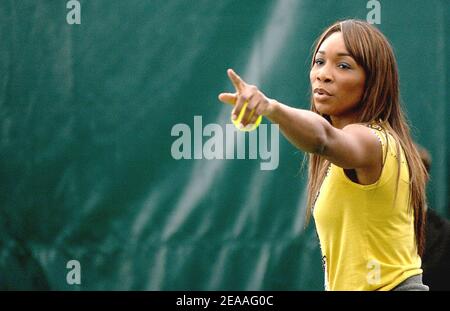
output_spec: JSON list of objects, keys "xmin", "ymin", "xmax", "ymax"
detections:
[{"xmin": 0, "ymin": 0, "xmax": 448, "ymax": 290}]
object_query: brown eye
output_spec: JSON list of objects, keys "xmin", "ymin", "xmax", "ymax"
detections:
[
  {"xmin": 338, "ymin": 63, "xmax": 351, "ymax": 69},
  {"xmin": 315, "ymin": 59, "xmax": 324, "ymax": 65}
]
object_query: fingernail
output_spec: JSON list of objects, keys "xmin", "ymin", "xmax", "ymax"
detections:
[
  {"xmin": 239, "ymin": 123, "xmax": 244, "ymax": 129},
  {"xmin": 232, "ymin": 114, "xmax": 237, "ymax": 120},
  {"xmin": 246, "ymin": 124, "xmax": 254, "ymax": 130}
]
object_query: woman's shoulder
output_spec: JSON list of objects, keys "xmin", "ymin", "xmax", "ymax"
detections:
[
  {"xmin": 360, "ymin": 120, "xmax": 400, "ymax": 142},
  {"xmin": 357, "ymin": 119, "xmax": 385, "ymax": 131},
  {"xmin": 359, "ymin": 120, "xmax": 401, "ymax": 160},
  {"xmin": 355, "ymin": 120, "xmax": 388, "ymax": 145},
  {"xmin": 363, "ymin": 121, "xmax": 407, "ymax": 165}
]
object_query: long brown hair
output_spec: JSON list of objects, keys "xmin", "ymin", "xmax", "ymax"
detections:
[{"xmin": 305, "ymin": 20, "xmax": 428, "ymax": 256}]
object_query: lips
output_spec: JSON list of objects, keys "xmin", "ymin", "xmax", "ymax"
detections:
[{"xmin": 313, "ymin": 88, "xmax": 332, "ymax": 96}]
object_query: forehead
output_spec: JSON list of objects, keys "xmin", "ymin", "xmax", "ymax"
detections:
[{"xmin": 317, "ymin": 32, "xmax": 348, "ymax": 54}]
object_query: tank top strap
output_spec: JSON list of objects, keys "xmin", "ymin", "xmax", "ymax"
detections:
[{"xmin": 366, "ymin": 121, "xmax": 388, "ymax": 165}]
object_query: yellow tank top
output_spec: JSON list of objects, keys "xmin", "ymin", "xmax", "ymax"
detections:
[{"xmin": 313, "ymin": 124, "xmax": 422, "ymax": 291}]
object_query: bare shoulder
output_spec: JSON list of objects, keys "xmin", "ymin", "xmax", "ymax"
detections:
[
  {"xmin": 322, "ymin": 123, "xmax": 383, "ymax": 170},
  {"xmin": 342, "ymin": 123, "xmax": 383, "ymax": 156},
  {"xmin": 342, "ymin": 123, "xmax": 381, "ymax": 142}
]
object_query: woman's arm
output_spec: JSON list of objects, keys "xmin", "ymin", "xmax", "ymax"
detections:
[
  {"xmin": 218, "ymin": 69, "xmax": 381, "ymax": 170},
  {"xmin": 266, "ymin": 100, "xmax": 329, "ymax": 155},
  {"xmin": 267, "ymin": 101, "xmax": 381, "ymax": 170}
]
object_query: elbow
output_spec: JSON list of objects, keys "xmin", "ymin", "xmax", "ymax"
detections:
[
  {"xmin": 309, "ymin": 120, "xmax": 331, "ymax": 155},
  {"xmin": 312, "ymin": 132, "xmax": 327, "ymax": 155}
]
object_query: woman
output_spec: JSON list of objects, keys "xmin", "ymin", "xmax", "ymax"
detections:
[{"xmin": 218, "ymin": 19, "xmax": 429, "ymax": 291}]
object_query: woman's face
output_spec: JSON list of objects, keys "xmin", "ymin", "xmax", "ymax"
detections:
[{"xmin": 310, "ymin": 32, "xmax": 366, "ymax": 122}]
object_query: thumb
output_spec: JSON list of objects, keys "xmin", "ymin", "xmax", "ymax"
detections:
[{"xmin": 218, "ymin": 92, "xmax": 237, "ymax": 105}]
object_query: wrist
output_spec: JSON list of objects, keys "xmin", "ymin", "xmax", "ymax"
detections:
[{"xmin": 266, "ymin": 98, "xmax": 280, "ymax": 119}]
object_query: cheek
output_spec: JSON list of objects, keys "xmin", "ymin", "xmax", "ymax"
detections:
[
  {"xmin": 354, "ymin": 72, "xmax": 366, "ymax": 96},
  {"xmin": 309, "ymin": 70, "xmax": 316, "ymax": 83},
  {"xmin": 343, "ymin": 77, "xmax": 365, "ymax": 101},
  {"xmin": 354, "ymin": 80, "xmax": 366, "ymax": 100}
]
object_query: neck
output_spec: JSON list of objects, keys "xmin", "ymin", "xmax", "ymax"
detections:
[
  {"xmin": 330, "ymin": 114, "xmax": 359, "ymax": 129},
  {"xmin": 329, "ymin": 106, "xmax": 363, "ymax": 129}
]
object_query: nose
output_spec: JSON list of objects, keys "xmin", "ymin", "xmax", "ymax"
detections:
[{"xmin": 316, "ymin": 66, "xmax": 333, "ymax": 83}]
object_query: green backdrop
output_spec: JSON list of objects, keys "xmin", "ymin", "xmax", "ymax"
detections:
[{"xmin": 0, "ymin": 0, "xmax": 448, "ymax": 290}]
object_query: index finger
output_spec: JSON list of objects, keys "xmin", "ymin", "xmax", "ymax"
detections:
[{"xmin": 227, "ymin": 68, "xmax": 247, "ymax": 92}]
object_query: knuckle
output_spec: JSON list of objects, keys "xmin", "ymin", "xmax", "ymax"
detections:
[{"xmin": 249, "ymin": 85, "xmax": 258, "ymax": 91}]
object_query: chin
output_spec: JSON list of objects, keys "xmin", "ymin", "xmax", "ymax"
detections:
[{"xmin": 313, "ymin": 102, "xmax": 331, "ymax": 115}]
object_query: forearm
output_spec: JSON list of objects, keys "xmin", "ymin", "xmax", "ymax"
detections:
[{"xmin": 266, "ymin": 100, "xmax": 330, "ymax": 154}]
